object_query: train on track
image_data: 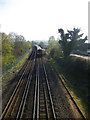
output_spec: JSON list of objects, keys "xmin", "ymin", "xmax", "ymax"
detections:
[{"xmin": 33, "ymin": 45, "xmax": 46, "ymax": 57}]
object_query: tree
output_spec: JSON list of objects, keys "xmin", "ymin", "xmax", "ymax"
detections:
[
  {"xmin": 58, "ymin": 28, "xmax": 87, "ymax": 58},
  {"xmin": 48, "ymin": 36, "xmax": 55, "ymax": 50},
  {"xmin": 1, "ymin": 32, "xmax": 15, "ymax": 66},
  {"xmin": 12, "ymin": 34, "xmax": 30, "ymax": 57},
  {"xmin": 48, "ymin": 36, "xmax": 62, "ymax": 58},
  {"xmin": 39, "ymin": 42, "xmax": 45, "ymax": 48},
  {"xmin": 1, "ymin": 32, "xmax": 31, "ymax": 66}
]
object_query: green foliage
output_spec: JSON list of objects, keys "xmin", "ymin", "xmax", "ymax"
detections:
[
  {"xmin": 58, "ymin": 28, "xmax": 87, "ymax": 58},
  {"xmin": 48, "ymin": 36, "xmax": 62, "ymax": 58},
  {"xmin": 48, "ymin": 28, "xmax": 88, "ymax": 117},
  {"xmin": 14, "ymin": 41, "xmax": 30, "ymax": 57},
  {"xmin": 2, "ymin": 54, "xmax": 15, "ymax": 66},
  {"xmin": 1, "ymin": 32, "xmax": 31, "ymax": 67},
  {"xmin": 2, "ymin": 33, "xmax": 14, "ymax": 55},
  {"xmin": 39, "ymin": 42, "xmax": 45, "ymax": 48},
  {"xmin": 1, "ymin": 33, "xmax": 15, "ymax": 67}
]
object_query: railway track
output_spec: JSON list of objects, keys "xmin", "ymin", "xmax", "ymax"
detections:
[
  {"xmin": 31, "ymin": 57, "xmax": 57, "ymax": 119},
  {"xmin": 1, "ymin": 50, "xmax": 86, "ymax": 119},
  {"xmin": 39, "ymin": 62, "xmax": 56, "ymax": 119},
  {"xmin": 1, "ymin": 50, "xmax": 36, "ymax": 119},
  {"xmin": 21, "ymin": 57, "xmax": 57, "ymax": 119},
  {"xmin": 2, "ymin": 51, "xmax": 34, "ymax": 110},
  {"xmin": 16, "ymin": 53, "xmax": 36, "ymax": 119}
]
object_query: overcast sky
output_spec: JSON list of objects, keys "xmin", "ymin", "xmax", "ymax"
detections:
[{"xmin": 0, "ymin": 0, "xmax": 89, "ymax": 41}]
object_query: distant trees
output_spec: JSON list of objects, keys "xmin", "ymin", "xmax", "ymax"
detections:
[
  {"xmin": 1, "ymin": 32, "xmax": 31, "ymax": 67},
  {"xmin": 48, "ymin": 28, "xmax": 87, "ymax": 59},
  {"xmin": 13, "ymin": 34, "xmax": 30, "ymax": 57},
  {"xmin": 58, "ymin": 28, "xmax": 87, "ymax": 58},
  {"xmin": 39, "ymin": 42, "xmax": 45, "ymax": 48},
  {"xmin": 48, "ymin": 36, "xmax": 62, "ymax": 58}
]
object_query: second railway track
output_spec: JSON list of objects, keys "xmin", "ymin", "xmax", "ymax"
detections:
[
  {"xmin": 1, "ymin": 50, "xmax": 36, "ymax": 119},
  {"xmin": 32, "ymin": 58, "xmax": 57, "ymax": 119}
]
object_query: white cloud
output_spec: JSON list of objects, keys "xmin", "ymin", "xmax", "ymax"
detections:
[{"xmin": 0, "ymin": 0, "xmax": 88, "ymax": 41}]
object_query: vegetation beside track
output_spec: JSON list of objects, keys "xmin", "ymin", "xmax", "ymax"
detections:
[
  {"xmin": 48, "ymin": 56, "xmax": 89, "ymax": 118},
  {"xmin": 1, "ymin": 31, "xmax": 32, "ymax": 87},
  {"xmin": 2, "ymin": 51, "xmax": 31, "ymax": 88},
  {"xmin": 1, "ymin": 32, "xmax": 31, "ymax": 68},
  {"xmin": 47, "ymin": 27, "xmax": 89, "ymax": 119}
]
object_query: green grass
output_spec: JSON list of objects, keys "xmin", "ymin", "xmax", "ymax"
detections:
[{"xmin": 49, "ymin": 56, "xmax": 89, "ymax": 118}]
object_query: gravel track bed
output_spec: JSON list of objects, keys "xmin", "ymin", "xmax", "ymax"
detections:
[{"xmin": 44, "ymin": 59, "xmax": 83, "ymax": 119}]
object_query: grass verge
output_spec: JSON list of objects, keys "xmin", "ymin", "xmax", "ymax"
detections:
[{"xmin": 48, "ymin": 56, "xmax": 89, "ymax": 119}]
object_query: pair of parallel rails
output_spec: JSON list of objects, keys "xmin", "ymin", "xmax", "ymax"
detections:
[{"xmin": 32, "ymin": 57, "xmax": 56, "ymax": 119}]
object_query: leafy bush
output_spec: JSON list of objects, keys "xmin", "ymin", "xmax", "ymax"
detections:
[{"xmin": 2, "ymin": 54, "xmax": 15, "ymax": 66}]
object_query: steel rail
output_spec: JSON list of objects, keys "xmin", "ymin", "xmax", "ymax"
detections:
[
  {"xmin": 1, "ymin": 51, "xmax": 35, "ymax": 120},
  {"xmin": 33, "ymin": 65, "xmax": 38, "ymax": 119},
  {"xmin": 33, "ymin": 64, "xmax": 40, "ymax": 119},
  {"xmin": 37, "ymin": 64, "xmax": 39, "ymax": 119},
  {"xmin": 19, "ymin": 75, "xmax": 32, "ymax": 118},
  {"xmin": 43, "ymin": 83, "xmax": 50, "ymax": 119},
  {"xmin": 32, "ymin": 56, "xmax": 40, "ymax": 120},
  {"xmin": 43, "ymin": 64, "xmax": 56, "ymax": 119}
]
